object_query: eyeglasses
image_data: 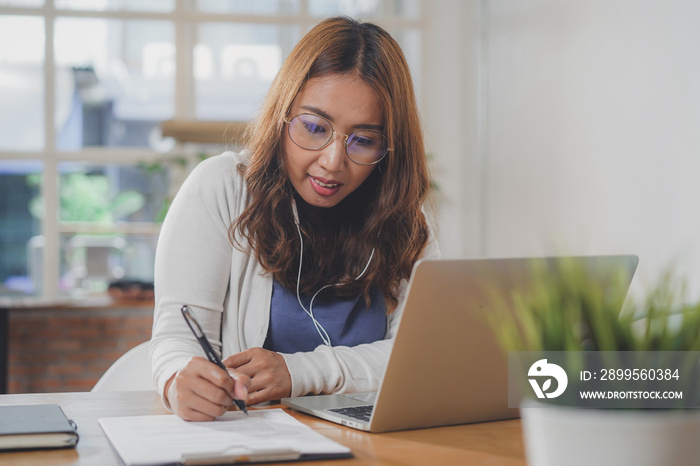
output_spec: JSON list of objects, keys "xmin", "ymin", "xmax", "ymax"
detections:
[{"xmin": 284, "ymin": 113, "xmax": 391, "ymax": 165}]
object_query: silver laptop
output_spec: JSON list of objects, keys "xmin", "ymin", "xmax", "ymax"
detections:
[{"xmin": 282, "ymin": 255, "xmax": 638, "ymax": 433}]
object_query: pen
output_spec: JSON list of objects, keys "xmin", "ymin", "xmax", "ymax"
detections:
[{"xmin": 180, "ymin": 305, "xmax": 248, "ymax": 415}]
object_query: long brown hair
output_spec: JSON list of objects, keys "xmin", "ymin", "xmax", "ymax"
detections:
[{"xmin": 231, "ymin": 16, "xmax": 431, "ymax": 311}]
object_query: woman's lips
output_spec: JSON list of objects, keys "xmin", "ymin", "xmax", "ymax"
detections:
[{"xmin": 308, "ymin": 175, "xmax": 342, "ymax": 196}]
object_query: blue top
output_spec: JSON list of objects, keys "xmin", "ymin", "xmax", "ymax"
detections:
[{"xmin": 264, "ymin": 280, "xmax": 387, "ymax": 353}]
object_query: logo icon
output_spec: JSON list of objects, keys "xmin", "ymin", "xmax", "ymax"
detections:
[{"xmin": 528, "ymin": 359, "xmax": 568, "ymax": 399}]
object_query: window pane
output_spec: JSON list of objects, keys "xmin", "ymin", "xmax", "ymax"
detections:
[
  {"xmin": 53, "ymin": 162, "xmax": 168, "ymax": 294},
  {"xmin": 195, "ymin": 23, "xmax": 298, "ymax": 121},
  {"xmin": 0, "ymin": 0, "xmax": 43, "ymax": 6},
  {"xmin": 55, "ymin": 0, "xmax": 173, "ymax": 12},
  {"xmin": 54, "ymin": 18, "xmax": 175, "ymax": 149},
  {"xmin": 196, "ymin": 0, "xmax": 298, "ymax": 14},
  {"xmin": 56, "ymin": 162, "xmax": 170, "ymax": 224},
  {"xmin": 59, "ymin": 233, "xmax": 157, "ymax": 294},
  {"xmin": 0, "ymin": 16, "xmax": 44, "ymax": 151},
  {"xmin": 308, "ymin": 0, "xmax": 420, "ymax": 18},
  {"xmin": 0, "ymin": 161, "xmax": 43, "ymax": 297}
]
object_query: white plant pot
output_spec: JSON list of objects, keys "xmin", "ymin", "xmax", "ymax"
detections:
[{"xmin": 521, "ymin": 399, "xmax": 700, "ymax": 466}]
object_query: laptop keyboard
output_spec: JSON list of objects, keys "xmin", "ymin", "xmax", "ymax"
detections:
[{"xmin": 328, "ymin": 405, "xmax": 374, "ymax": 421}]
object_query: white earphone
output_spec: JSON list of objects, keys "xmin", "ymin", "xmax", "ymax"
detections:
[{"xmin": 291, "ymin": 198, "xmax": 374, "ymax": 346}]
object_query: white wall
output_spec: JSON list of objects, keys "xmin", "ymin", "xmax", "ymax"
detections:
[
  {"xmin": 423, "ymin": 0, "xmax": 483, "ymax": 258},
  {"xmin": 425, "ymin": 0, "xmax": 700, "ymax": 299}
]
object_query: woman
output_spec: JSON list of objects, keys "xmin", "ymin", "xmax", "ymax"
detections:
[{"xmin": 150, "ymin": 16, "xmax": 440, "ymax": 421}]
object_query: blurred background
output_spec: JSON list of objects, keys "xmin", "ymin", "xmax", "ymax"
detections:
[{"xmin": 1, "ymin": 0, "xmax": 699, "ymax": 304}]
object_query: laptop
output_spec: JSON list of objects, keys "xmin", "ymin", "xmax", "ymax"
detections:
[{"xmin": 282, "ymin": 255, "xmax": 638, "ymax": 433}]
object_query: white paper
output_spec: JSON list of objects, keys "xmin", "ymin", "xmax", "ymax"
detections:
[{"xmin": 99, "ymin": 409, "xmax": 350, "ymax": 466}]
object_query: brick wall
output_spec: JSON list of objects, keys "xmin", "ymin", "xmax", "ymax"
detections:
[{"xmin": 8, "ymin": 304, "xmax": 153, "ymax": 393}]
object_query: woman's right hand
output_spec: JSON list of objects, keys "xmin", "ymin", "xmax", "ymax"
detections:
[{"xmin": 164, "ymin": 356, "xmax": 251, "ymax": 421}]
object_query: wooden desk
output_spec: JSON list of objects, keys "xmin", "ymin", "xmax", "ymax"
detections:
[{"xmin": 0, "ymin": 391, "xmax": 526, "ymax": 465}]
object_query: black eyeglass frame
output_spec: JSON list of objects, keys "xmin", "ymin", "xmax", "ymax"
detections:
[{"xmin": 283, "ymin": 113, "xmax": 393, "ymax": 166}]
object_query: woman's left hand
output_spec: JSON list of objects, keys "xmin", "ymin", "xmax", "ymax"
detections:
[{"xmin": 223, "ymin": 348, "xmax": 292, "ymax": 405}]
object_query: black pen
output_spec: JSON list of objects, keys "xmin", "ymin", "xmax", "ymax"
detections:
[{"xmin": 180, "ymin": 305, "xmax": 248, "ymax": 415}]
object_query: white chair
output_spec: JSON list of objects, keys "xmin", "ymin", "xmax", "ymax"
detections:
[{"xmin": 92, "ymin": 341, "xmax": 156, "ymax": 392}]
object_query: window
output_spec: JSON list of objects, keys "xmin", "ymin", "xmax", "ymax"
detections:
[{"xmin": 0, "ymin": 0, "xmax": 422, "ymax": 300}]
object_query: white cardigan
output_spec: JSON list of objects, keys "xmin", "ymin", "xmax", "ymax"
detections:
[{"xmin": 150, "ymin": 152, "xmax": 440, "ymax": 405}]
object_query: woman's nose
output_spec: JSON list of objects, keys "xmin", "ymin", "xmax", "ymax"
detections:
[{"xmin": 317, "ymin": 133, "xmax": 346, "ymax": 172}]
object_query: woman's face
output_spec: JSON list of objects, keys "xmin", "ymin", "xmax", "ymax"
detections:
[{"xmin": 283, "ymin": 73, "xmax": 382, "ymax": 208}]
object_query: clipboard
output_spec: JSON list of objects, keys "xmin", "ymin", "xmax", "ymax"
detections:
[{"xmin": 99, "ymin": 408, "xmax": 352, "ymax": 465}]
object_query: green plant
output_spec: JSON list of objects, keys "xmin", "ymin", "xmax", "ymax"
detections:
[
  {"xmin": 488, "ymin": 257, "xmax": 700, "ymax": 408},
  {"xmin": 27, "ymin": 173, "xmax": 144, "ymax": 223},
  {"xmin": 490, "ymin": 258, "xmax": 700, "ymax": 352}
]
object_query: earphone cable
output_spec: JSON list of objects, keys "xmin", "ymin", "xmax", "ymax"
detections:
[
  {"xmin": 291, "ymin": 198, "xmax": 375, "ymax": 347},
  {"xmin": 294, "ymin": 221, "xmax": 333, "ymax": 346}
]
